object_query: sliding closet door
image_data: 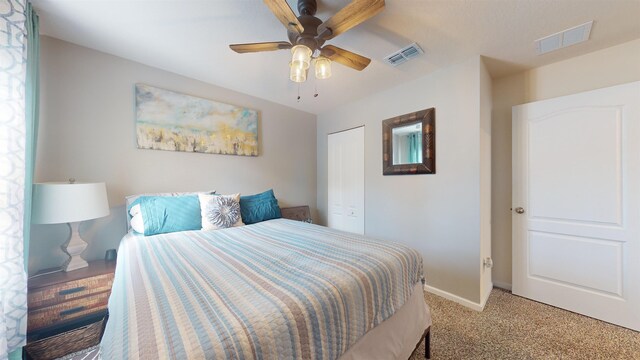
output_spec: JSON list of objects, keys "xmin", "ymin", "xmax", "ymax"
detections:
[{"xmin": 328, "ymin": 126, "xmax": 365, "ymax": 234}]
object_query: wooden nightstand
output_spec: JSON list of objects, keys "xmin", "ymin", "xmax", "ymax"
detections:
[
  {"xmin": 281, "ymin": 206, "xmax": 312, "ymax": 223},
  {"xmin": 25, "ymin": 260, "xmax": 116, "ymax": 360}
]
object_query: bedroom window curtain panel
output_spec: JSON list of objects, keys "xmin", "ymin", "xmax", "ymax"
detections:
[{"xmin": 0, "ymin": 1, "xmax": 39, "ymax": 359}]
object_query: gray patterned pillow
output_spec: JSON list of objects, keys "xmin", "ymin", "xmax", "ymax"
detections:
[{"xmin": 199, "ymin": 193, "xmax": 244, "ymax": 230}]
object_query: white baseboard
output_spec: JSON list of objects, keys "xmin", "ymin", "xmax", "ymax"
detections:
[
  {"xmin": 424, "ymin": 284, "xmax": 487, "ymax": 312},
  {"xmin": 493, "ymin": 281, "xmax": 512, "ymax": 291}
]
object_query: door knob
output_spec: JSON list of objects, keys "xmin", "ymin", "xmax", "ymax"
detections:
[{"xmin": 514, "ymin": 207, "xmax": 525, "ymax": 214}]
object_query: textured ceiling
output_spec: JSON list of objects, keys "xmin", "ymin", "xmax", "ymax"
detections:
[{"xmin": 32, "ymin": 0, "xmax": 640, "ymax": 115}]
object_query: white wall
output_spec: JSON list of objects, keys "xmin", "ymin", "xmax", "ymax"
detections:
[
  {"xmin": 491, "ymin": 39, "xmax": 640, "ymax": 288},
  {"xmin": 30, "ymin": 36, "xmax": 317, "ymax": 274},
  {"xmin": 317, "ymin": 56, "xmax": 489, "ymax": 305}
]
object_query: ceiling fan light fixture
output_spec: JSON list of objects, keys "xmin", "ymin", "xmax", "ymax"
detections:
[
  {"xmin": 291, "ymin": 45, "xmax": 312, "ymax": 70},
  {"xmin": 289, "ymin": 62, "xmax": 307, "ymax": 83},
  {"xmin": 232, "ymin": 0, "xmax": 381, "ymax": 88},
  {"xmin": 315, "ymin": 56, "xmax": 332, "ymax": 79}
]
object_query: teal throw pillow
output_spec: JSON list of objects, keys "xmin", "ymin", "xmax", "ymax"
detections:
[
  {"xmin": 136, "ymin": 195, "xmax": 202, "ymax": 235},
  {"xmin": 240, "ymin": 189, "xmax": 282, "ymax": 225}
]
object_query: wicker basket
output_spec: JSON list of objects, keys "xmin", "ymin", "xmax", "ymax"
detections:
[{"xmin": 25, "ymin": 318, "xmax": 104, "ymax": 360}]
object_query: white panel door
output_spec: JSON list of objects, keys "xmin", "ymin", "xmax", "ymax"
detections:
[
  {"xmin": 328, "ymin": 126, "xmax": 365, "ymax": 234},
  {"xmin": 512, "ymin": 81, "xmax": 640, "ymax": 330}
]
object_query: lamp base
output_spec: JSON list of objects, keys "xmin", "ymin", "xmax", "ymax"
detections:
[{"xmin": 63, "ymin": 222, "xmax": 89, "ymax": 272}]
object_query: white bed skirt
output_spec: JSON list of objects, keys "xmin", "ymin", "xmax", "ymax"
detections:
[{"xmin": 339, "ymin": 283, "xmax": 431, "ymax": 360}]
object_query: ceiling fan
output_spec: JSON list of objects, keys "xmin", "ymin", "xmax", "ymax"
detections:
[{"xmin": 229, "ymin": 0, "xmax": 385, "ymax": 83}]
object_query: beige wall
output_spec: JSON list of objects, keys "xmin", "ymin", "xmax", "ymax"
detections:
[
  {"xmin": 30, "ymin": 36, "xmax": 317, "ymax": 274},
  {"xmin": 479, "ymin": 58, "xmax": 493, "ymax": 302},
  {"xmin": 491, "ymin": 39, "xmax": 640, "ymax": 288},
  {"xmin": 317, "ymin": 57, "xmax": 489, "ymax": 305}
]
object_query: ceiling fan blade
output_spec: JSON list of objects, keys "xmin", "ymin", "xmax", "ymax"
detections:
[
  {"xmin": 322, "ymin": 45, "xmax": 371, "ymax": 71},
  {"xmin": 317, "ymin": 0, "xmax": 385, "ymax": 40},
  {"xmin": 264, "ymin": 0, "xmax": 304, "ymax": 34},
  {"xmin": 229, "ymin": 42, "xmax": 292, "ymax": 54}
]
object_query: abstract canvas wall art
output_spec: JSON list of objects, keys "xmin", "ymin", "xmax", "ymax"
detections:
[{"xmin": 135, "ymin": 84, "xmax": 259, "ymax": 156}]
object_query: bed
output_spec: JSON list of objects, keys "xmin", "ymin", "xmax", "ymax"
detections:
[{"xmin": 100, "ymin": 216, "xmax": 431, "ymax": 359}]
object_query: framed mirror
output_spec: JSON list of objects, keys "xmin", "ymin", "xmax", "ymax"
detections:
[{"xmin": 382, "ymin": 108, "xmax": 435, "ymax": 175}]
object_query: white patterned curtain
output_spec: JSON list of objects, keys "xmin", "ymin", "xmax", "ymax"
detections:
[{"xmin": 0, "ymin": 0, "xmax": 29, "ymax": 358}]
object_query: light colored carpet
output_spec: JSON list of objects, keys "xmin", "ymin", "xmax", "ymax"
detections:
[
  {"xmin": 58, "ymin": 288, "xmax": 640, "ymax": 360},
  {"xmin": 410, "ymin": 288, "xmax": 640, "ymax": 359}
]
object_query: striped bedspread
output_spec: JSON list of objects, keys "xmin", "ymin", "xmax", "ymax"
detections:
[{"xmin": 100, "ymin": 219, "xmax": 423, "ymax": 360}]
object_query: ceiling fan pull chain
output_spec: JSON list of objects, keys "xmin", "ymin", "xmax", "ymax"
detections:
[{"xmin": 297, "ymin": 83, "xmax": 301, "ymax": 102}]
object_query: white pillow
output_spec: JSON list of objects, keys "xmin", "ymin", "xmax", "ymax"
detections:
[
  {"xmin": 199, "ymin": 193, "xmax": 244, "ymax": 230},
  {"xmin": 129, "ymin": 204, "xmax": 141, "ymax": 217},
  {"xmin": 130, "ymin": 213, "xmax": 145, "ymax": 234}
]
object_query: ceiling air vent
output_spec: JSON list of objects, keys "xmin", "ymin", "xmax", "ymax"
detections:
[
  {"xmin": 535, "ymin": 21, "xmax": 593, "ymax": 55},
  {"xmin": 384, "ymin": 43, "xmax": 424, "ymax": 66}
]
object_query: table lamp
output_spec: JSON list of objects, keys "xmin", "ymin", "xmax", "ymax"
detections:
[{"xmin": 32, "ymin": 180, "xmax": 110, "ymax": 272}]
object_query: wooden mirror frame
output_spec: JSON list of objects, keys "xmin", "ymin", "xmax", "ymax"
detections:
[{"xmin": 382, "ymin": 108, "xmax": 435, "ymax": 175}]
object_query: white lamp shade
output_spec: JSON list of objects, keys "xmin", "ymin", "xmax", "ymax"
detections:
[{"xmin": 32, "ymin": 182, "xmax": 110, "ymax": 224}]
